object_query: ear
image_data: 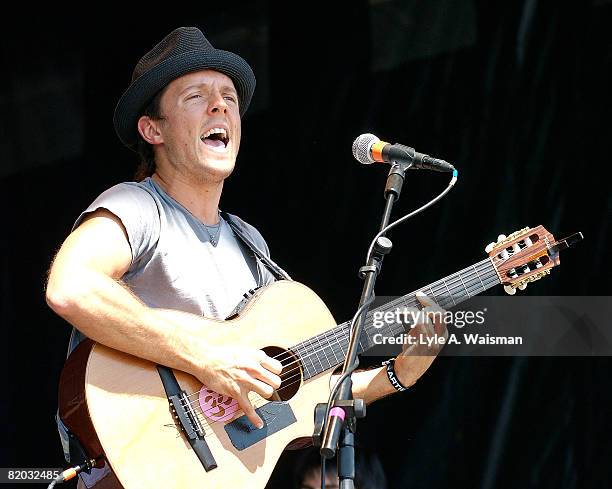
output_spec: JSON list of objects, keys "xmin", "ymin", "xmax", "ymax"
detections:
[{"xmin": 137, "ymin": 115, "xmax": 164, "ymax": 145}]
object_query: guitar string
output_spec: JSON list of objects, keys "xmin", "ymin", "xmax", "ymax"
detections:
[
  {"xmin": 185, "ymin": 270, "xmax": 501, "ymax": 419},
  {"xmin": 182, "ymin": 273, "xmax": 503, "ymax": 438},
  {"xmin": 180, "ymin": 272, "xmax": 502, "ymax": 437},
  {"xmin": 177, "ymin": 260, "xmax": 498, "ymax": 416},
  {"xmin": 177, "ymin": 269, "xmax": 501, "ymax": 431},
  {"xmin": 178, "ymin": 259, "xmax": 497, "ymax": 406},
  {"xmin": 177, "ymin": 247, "xmax": 541, "ymax": 433},
  {"xmin": 179, "ymin": 268, "xmax": 500, "ymax": 430}
]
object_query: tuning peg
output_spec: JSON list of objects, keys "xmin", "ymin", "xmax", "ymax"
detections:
[
  {"xmin": 518, "ymin": 283, "xmax": 528, "ymax": 290},
  {"xmin": 485, "ymin": 234, "xmax": 508, "ymax": 253},
  {"xmin": 504, "ymin": 285, "xmax": 516, "ymax": 295}
]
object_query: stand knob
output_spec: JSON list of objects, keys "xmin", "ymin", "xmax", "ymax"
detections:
[{"xmin": 374, "ymin": 236, "xmax": 393, "ymax": 255}]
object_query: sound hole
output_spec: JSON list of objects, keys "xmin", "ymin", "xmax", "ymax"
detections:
[{"xmin": 262, "ymin": 346, "xmax": 302, "ymax": 401}]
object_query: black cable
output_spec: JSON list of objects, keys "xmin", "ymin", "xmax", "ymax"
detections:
[
  {"xmin": 321, "ymin": 455, "xmax": 326, "ymax": 489},
  {"xmin": 46, "ymin": 460, "xmax": 96, "ymax": 489}
]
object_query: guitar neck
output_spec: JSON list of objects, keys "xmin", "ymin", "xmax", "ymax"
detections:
[{"xmin": 293, "ymin": 257, "xmax": 500, "ymax": 380}]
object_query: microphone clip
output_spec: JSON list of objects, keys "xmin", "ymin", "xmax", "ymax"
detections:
[{"xmin": 385, "ymin": 161, "xmax": 409, "ymax": 198}]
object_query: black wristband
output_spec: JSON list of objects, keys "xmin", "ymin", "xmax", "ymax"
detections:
[{"xmin": 381, "ymin": 359, "xmax": 408, "ymax": 392}]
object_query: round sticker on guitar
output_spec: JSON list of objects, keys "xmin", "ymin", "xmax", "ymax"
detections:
[{"xmin": 198, "ymin": 386, "xmax": 240, "ymax": 421}]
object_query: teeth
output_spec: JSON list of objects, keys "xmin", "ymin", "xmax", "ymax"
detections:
[{"xmin": 200, "ymin": 127, "xmax": 227, "ymax": 140}]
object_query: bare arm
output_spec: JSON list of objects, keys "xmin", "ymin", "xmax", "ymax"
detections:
[{"xmin": 46, "ymin": 209, "xmax": 280, "ymax": 428}]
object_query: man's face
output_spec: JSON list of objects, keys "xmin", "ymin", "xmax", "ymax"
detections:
[{"xmin": 155, "ymin": 69, "xmax": 241, "ymax": 183}]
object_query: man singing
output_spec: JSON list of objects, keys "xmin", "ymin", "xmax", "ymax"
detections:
[{"xmin": 46, "ymin": 27, "xmax": 446, "ymax": 488}]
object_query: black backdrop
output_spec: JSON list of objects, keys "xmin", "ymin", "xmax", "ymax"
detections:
[{"xmin": 1, "ymin": 2, "xmax": 611, "ymax": 488}]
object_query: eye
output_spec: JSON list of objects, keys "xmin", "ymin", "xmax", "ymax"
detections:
[
  {"xmin": 224, "ymin": 95, "xmax": 237, "ymax": 103},
  {"xmin": 187, "ymin": 93, "xmax": 201, "ymax": 100}
]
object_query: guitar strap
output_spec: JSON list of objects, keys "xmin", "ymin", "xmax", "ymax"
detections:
[{"xmin": 220, "ymin": 210, "xmax": 292, "ymax": 283}]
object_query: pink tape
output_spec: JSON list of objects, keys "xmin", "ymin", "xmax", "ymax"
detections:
[{"xmin": 329, "ymin": 407, "xmax": 346, "ymax": 421}]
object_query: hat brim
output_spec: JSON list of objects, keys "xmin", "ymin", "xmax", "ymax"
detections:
[{"xmin": 113, "ymin": 48, "xmax": 256, "ymax": 150}]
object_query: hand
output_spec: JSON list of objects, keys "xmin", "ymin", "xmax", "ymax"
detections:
[
  {"xmin": 393, "ymin": 291, "xmax": 448, "ymax": 388},
  {"xmin": 195, "ymin": 346, "xmax": 283, "ymax": 429}
]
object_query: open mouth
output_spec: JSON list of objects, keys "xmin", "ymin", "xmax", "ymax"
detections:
[{"xmin": 200, "ymin": 127, "xmax": 229, "ymax": 150}]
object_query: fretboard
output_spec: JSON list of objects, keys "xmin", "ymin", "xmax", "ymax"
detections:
[{"xmin": 293, "ymin": 258, "xmax": 500, "ymax": 380}]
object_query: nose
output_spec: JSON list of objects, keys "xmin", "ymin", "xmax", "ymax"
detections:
[{"xmin": 208, "ymin": 89, "xmax": 228, "ymax": 115}]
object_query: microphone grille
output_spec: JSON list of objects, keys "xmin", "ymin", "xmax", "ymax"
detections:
[{"xmin": 352, "ymin": 133, "xmax": 379, "ymax": 164}]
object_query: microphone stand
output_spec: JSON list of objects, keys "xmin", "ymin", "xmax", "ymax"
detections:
[{"xmin": 314, "ymin": 162, "xmax": 409, "ymax": 489}]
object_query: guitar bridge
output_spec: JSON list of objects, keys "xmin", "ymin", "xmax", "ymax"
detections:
[
  {"xmin": 157, "ymin": 366, "xmax": 217, "ymax": 472},
  {"xmin": 169, "ymin": 392, "xmax": 205, "ymax": 438}
]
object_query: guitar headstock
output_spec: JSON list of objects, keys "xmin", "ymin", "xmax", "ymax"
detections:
[{"xmin": 486, "ymin": 225, "xmax": 583, "ymax": 295}]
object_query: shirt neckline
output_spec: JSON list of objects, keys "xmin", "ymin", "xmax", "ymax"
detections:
[{"xmin": 146, "ymin": 177, "xmax": 224, "ymax": 245}]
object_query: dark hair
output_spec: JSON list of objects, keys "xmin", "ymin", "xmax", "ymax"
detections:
[
  {"xmin": 293, "ymin": 447, "xmax": 387, "ymax": 489},
  {"xmin": 134, "ymin": 90, "xmax": 165, "ymax": 181}
]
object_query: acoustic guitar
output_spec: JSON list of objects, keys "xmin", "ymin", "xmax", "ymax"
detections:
[{"xmin": 58, "ymin": 225, "xmax": 581, "ymax": 488}]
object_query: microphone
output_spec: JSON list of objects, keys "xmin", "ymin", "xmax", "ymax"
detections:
[{"xmin": 352, "ymin": 133, "xmax": 455, "ymax": 173}]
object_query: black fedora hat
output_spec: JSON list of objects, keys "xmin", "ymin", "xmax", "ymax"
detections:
[{"xmin": 113, "ymin": 26, "xmax": 256, "ymax": 150}]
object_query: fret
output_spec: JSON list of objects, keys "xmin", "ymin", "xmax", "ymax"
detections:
[
  {"xmin": 403, "ymin": 293, "xmax": 417, "ymax": 309},
  {"xmin": 313, "ymin": 337, "xmax": 329, "ymax": 372},
  {"xmin": 306, "ymin": 341, "xmax": 321, "ymax": 378},
  {"xmin": 330, "ymin": 326, "xmax": 346, "ymax": 364},
  {"xmin": 360, "ymin": 324, "xmax": 374, "ymax": 352},
  {"xmin": 457, "ymin": 272, "xmax": 471, "ymax": 300},
  {"xmin": 426, "ymin": 285, "xmax": 439, "ymax": 305},
  {"xmin": 473, "ymin": 264, "xmax": 486, "ymax": 291},
  {"xmin": 324, "ymin": 332, "xmax": 341, "ymax": 365},
  {"xmin": 313, "ymin": 334, "xmax": 332, "ymax": 370},
  {"xmin": 342, "ymin": 325, "xmax": 351, "ymax": 357},
  {"xmin": 464, "ymin": 270, "xmax": 486, "ymax": 297},
  {"xmin": 451, "ymin": 271, "xmax": 467, "ymax": 299},
  {"xmin": 333, "ymin": 324, "xmax": 349, "ymax": 361},
  {"xmin": 362, "ymin": 321, "xmax": 375, "ymax": 349},
  {"xmin": 442, "ymin": 278, "xmax": 457, "ymax": 305},
  {"xmin": 307, "ymin": 343, "xmax": 318, "ymax": 378},
  {"xmin": 442, "ymin": 269, "xmax": 462, "ymax": 301},
  {"xmin": 463, "ymin": 275, "xmax": 479, "ymax": 296},
  {"xmin": 384, "ymin": 307, "xmax": 399, "ymax": 344},
  {"xmin": 300, "ymin": 345, "xmax": 314, "ymax": 380}
]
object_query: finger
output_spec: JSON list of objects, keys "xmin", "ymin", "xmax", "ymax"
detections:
[
  {"xmin": 258, "ymin": 352, "xmax": 283, "ymax": 375},
  {"xmin": 246, "ymin": 376, "xmax": 276, "ymax": 400},
  {"xmin": 237, "ymin": 391, "xmax": 264, "ymax": 429},
  {"xmin": 407, "ymin": 320, "xmax": 425, "ymax": 337},
  {"xmin": 421, "ymin": 310, "xmax": 436, "ymax": 337},
  {"xmin": 416, "ymin": 291, "xmax": 440, "ymax": 308},
  {"xmin": 424, "ymin": 305, "xmax": 449, "ymax": 339},
  {"xmin": 399, "ymin": 307, "xmax": 420, "ymax": 329},
  {"xmin": 251, "ymin": 365, "xmax": 282, "ymax": 390},
  {"xmin": 422, "ymin": 305, "xmax": 442, "ymax": 329},
  {"xmin": 407, "ymin": 322, "xmax": 433, "ymax": 348}
]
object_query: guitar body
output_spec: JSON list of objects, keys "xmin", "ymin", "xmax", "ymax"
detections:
[
  {"xmin": 59, "ymin": 281, "xmax": 338, "ymax": 489},
  {"xmin": 58, "ymin": 224, "xmax": 579, "ymax": 488}
]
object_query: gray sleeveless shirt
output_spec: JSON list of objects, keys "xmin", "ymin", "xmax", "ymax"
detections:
[{"xmin": 67, "ymin": 177, "xmax": 277, "ymax": 352}]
